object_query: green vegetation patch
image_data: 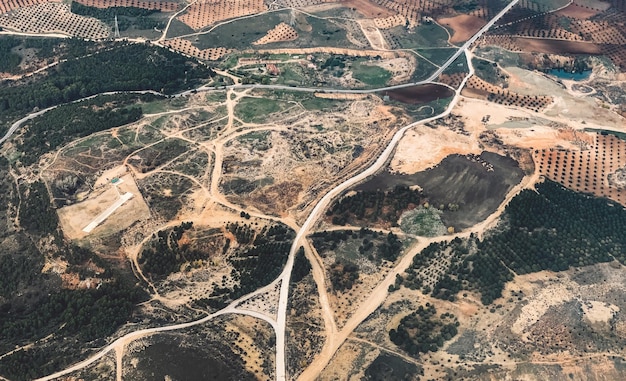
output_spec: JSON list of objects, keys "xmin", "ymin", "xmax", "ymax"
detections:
[
  {"xmin": 0, "ymin": 42, "xmax": 213, "ymax": 120},
  {"xmin": 312, "ymin": 228, "xmax": 404, "ymax": 292},
  {"xmin": 0, "ymin": 37, "xmax": 21, "ymax": 73},
  {"xmin": 351, "ymin": 62, "xmax": 392, "ymax": 87},
  {"xmin": 70, "ymin": 2, "xmax": 166, "ymax": 31},
  {"xmin": 17, "ymin": 94, "xmax": 155, "ymax": 165},
  {"xmin": 234, "ymin": 96, "xmax": 291, "ymax": 123},
  {"xmin": 400, "ymin": 206, "xmax": 446, "ymax": 237},
  {"xmin": 199, "ymin": 223, "xmax": 295, "ymax": 309},
  {"xmin": 472, "ymin": 57, "xmax": 508, "ymax": 86},
  {"xmin": 389, "ymin": 303, "xmax": 458, "ymax": 357}
]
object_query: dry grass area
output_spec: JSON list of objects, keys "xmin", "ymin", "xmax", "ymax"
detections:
[
  {"xmin": 0, "ymin": 2, "xmax": 109, "ymax": 38},
  {"xmin": 177, "ymin": 0, "xmax": 266, "ymax": 30},
  {"xmin": 462, "ymin": 74, "xmax": 553, "ymax": 112},
  {"xmin": 163, "ymin": 38, "xmax": 231, "ymax": 60},
  {"xmin": 533, "ymin": 133, "xmax": 626, "ymax": 207},
  {"xmin": 438, "ymin": 14, "xmax": 486, "ymax": 44},
  {"xmin": 252, "ymin": 22, "xmax": 298, "ymax": 45},
  {"xmin": 74, "ymin": 0, "xmax": 178, "ymax": 12},
  {"xmin": 57, "ymin": 166, "xmax": 150, "ymax": 239},
  {"xmin": 0, "ymin": 0, "xmax": 57, "ymax": 15}
]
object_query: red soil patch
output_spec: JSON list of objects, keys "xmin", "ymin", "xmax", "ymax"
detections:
[
  {"xmin": 342, "ymin": 0, "xmax": 394, "ymax": 18},
  {"xmin": 438, "ymin": 14, "xmax": 486, "ymax": 44},
  {"xmin": 381, "ymin": 84, "xmax": 454, "ymax": 105},
  {"xmin": 555, "ymin": 3, "xmax": 601, "ymax": 19},
  {"xmin": 514, "ymin": 37, "xmax": 601, "ymax": 55}
]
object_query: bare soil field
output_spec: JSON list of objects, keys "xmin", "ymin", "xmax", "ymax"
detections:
[
  {"xmin": 533, "ymin": 132, "xmax": 626, "ymax": 207},
  {"xmin": 514, "ymin": 38, "xmax": 602, "ymax": 55},
  {"xmin": 381, "ymin": 84, "xmax": 454, "ymax": 105},
  {"xmin": 358, "ymin": 151, "xmax": 524, "ymax": 230},
  {"xmin": 555, "ymin": 2, "xmax": 602, "ymax": 19},
  {"xmin": 0, "ymin": 3, "xmax": 109, "ymax": 38},
  {"xmin": 462, "ymin": 74, "xmax": 553, "ymax": 112},
  {"xmin": 438, "ymin": 14, "xmax": 486, "ymax": 44},
  {"xmin": 177, "ymin": 0, "xmax": 267, "ymax": 30},
  {"xmin": 74, "ymin": 0, "xmax": 179, "ymax": 11},
  {"xmin": 342, "ymin": 0, "xmax": 394, "ymax": 18},
  {"xmin": 390, "ymin": 121, "xmax": 480, "ymax": 175}
]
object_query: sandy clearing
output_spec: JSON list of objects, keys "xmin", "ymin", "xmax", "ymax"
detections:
[
  {"xmin": 390, "ymin": 124, "xmax": 481, "ymax": 174},
  {"xmin": 57, "ymin": 170, "xmax": 150, "ymax": 240},
  {"xmin": 342, "ymin": 0, "xmax": 394, "ymax": 18},
  {"xmin": 582, "ymin": 300, "xmax": 619, "ymax": 325}
]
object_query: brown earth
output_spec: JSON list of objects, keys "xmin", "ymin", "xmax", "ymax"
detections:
[
  {"xmin": 514, "ymin": 37, "xmax": 602, "ymax": 55},
  {"xmin": 438, "ymin": 14, "xmax": 486, "ymax": 44},
  {"xmin": 342, "ymin": 0, "xmax": 394, "ymax": 18},
  {"xmin": 381, "ymin": 84, "xmax": 454, "ymax": 105},
  {"xmin": 555, "ymin": 2, "xmax": 602, "ymax": 19}
]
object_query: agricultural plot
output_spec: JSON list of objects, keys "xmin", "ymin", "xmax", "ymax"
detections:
[
  {"xmin": 177, "ymin": 0, "xmax": 267, "ymax": 30},
  {"xmin": 483, "ymin": 0, "xmax": 626, "ymax": 72},
  {"xmin": 253, "ymin": 22, "xmax": 298, "ymax": 45},
  {"xmin": 462, "ymin": 75, "xmax": 553, "ymax": 112},
  {"xmin": 0, "ymin": 0, "xmax": 56, "ymax": 15},
  {"xmin": 163, "ymin": 38, "xmax": 231, "ymax": 60},
  {"xmin": 74, "ymin": 0, "xmax": 179, "ymax": 11},
  {"xmin": 533, "ymin": 132, "xmax": 626, "ymax": 207},
  {"xmin": 0, "ymin": 3, "xmax": 109, "ymax": 38}
]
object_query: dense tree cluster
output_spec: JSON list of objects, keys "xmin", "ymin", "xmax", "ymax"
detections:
[
  {"xmin": 19, "ymin": 181, "xmax": 58, "ymax": 235},
  {"xmin": 290, "ymin": 247, "xmax": 311, "ymax": 284},
  {"xmin": 329, "ymin": 259, "xmax": 359, "ymax": 292},
  {"xmin": 0, "ymin": 37, "xmax": 21, "ymax": 73},
  {"xmin": 0, "ymin": 43, "xmax": 213, "ymax": 117},
  {"xmin": 70, "ymin": 3, "xmax": 165, "ymax": 31},
  {"xmin": 400, "ymin": 180, "xmax": 626, "ymax": 305},
  {"xmin": 311, "ymin": 228, "xmax": 404, "ymax": 263},
  {"xmin": 0, "ymin": 278, "xmax": 146, "ymax": 380},
  {"xmin": 18, "ymin": 96, "xmax": 146, "ymax": 165},
  {"xmin": 389, "ymin": 304, "xmax": 458, "ymax": 357},
  {"xmin": 327, "ymin": 186, "xmax": 423, "ymax": 226},
  {"xmin": 139, "ymin": 221, "xmax": 197, "ymax": 276},
  {"xmin": 209, "ymin": 223, "xmax": 294, "ymax": 306}
]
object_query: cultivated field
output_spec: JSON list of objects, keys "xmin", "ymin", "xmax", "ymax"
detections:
[
  {"xmin": 483, "ymin": 0, "xmax": 626, "ymax": 71},
  {"xmin": 163, "ymin": 38, "xmax": 231, "ymax": 60},
  {"xmin": 534, "ymin": 132, "xmax": 626, "ymax": 207},
  {"xmin": 0, "ymin": 3, "xmax": 109, "ymax": 38},
  {"xmin": 0, "ymin": 0, "xmax": 56, "ymax": 15},
  {"xmin": 177, "ymin": 0, "xmax": 267, "ymax": 30},
  {"xmin": 252, "ymin": 22, "xmax": 298, "ymax": 45},
  {"xmin": 462, "ymin": 74, "xmax": 553, "ymax": 112},
  {"xmin": 74, "ymin": 0, "xmax": 179, "ymax": 11}
]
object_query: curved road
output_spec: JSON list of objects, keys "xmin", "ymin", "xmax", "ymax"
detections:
[{"xmin": 22, "ymin": 1, "xmax": 520, "ymax": 379}]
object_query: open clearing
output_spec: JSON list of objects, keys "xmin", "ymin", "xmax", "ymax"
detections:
[
  {"xmin": 57, "ymin": 166, "xmax": 150, "ymax": 239},
  {"xmin": 438, "ymin": 15, "xmax": 486, "ymax": 44}
]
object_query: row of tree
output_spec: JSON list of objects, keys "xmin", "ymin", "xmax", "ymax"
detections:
[{"xmin": 399, "ymin": 180, "xmax": 626, "ymax": 305}]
